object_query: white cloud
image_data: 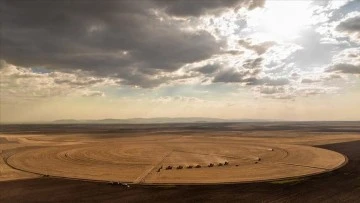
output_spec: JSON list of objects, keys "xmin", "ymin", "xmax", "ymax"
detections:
[
  {"xmin": 81, "ymin": 90, "xmax": 105, "ymax": 97},
  {"xmin": 152, "ymin": 96, "xmax": 205, "ymax": 104},
  {"xmin": 0, "ymin": 60, "xmax": 113, "ymax": 102},
  {"xmin": 327, "ymin": 48, "xmax": 360, "ymax": 74},
  {"xmin": 332, "ymin": 47, "xmax": 360, "ymax": 64}
]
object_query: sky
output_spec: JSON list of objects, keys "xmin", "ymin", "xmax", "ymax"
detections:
[{"xmin": 1, "ymin": 0, "xmax": 360, "ymax": 123}]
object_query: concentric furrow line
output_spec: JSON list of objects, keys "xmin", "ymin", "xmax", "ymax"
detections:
[{"xmin": 5, "ymin": 139, "xmax": 347, "ymax": 184}]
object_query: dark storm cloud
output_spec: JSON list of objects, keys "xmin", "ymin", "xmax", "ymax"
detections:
[
  {"xmin": 2, "ymin": 0, "xmax": 249, "ymax": 88},
  {"xmin": 154, "ymin": 0, "xmax": 265, "ymax": 17},
  {"xmin": 327, "ymin": 63, "xmax": 360, "ymax": 74}
]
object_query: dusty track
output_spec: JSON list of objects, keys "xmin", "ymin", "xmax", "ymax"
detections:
[{"xmin": 5, "ymin": 136, "xmax": 346, "ymax": 184}]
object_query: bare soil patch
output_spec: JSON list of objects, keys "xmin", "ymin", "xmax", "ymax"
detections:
[
  {"xmin": 0, "ymin": 140, "xmax": 359, "ymax": 203},
  {"xmin": 5, "ymin": 136, "xmax": 346, "ymax": 184}
]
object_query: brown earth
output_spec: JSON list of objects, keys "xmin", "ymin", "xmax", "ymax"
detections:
[
  {"xmin": 0, "ymin": 140, "xmax": 359, "ymax": 203},
  {"xmin": 0, "ymin": 122, "xmax": 360, "ymax": 202},
  {"xmin": 1, "ymin": 134, "xmax": 350, "ymax": 184}
]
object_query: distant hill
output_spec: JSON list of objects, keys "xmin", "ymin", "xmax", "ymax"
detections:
[{"xmin": 53, "ymin": 117, "xmax": 275, "ymax": 124}]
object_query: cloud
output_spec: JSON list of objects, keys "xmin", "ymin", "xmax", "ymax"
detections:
[
  {"xmin": 301, "ymin": 78, "xmax": 321, "ymax": 84},
  {"xmin": 212, "ymin": 57, "xmax": 264, "ymax": 83},
  {"xmin": 154, "ymin": 0, "xmax": 265, "ymax": 17},
  {"xmin": 332, "ymin": 47, "xmax": 360, "ymax": 64},
  {"xmin": 212, "ymin": 67, "xmax": 289, "ymax": 87},
  {"xmin": 322, "ymin": 74, "xmax": 342, "ymax": 80},
  {"xmin": 257, "ymin": 86, "xmax": 285, "ymax": 95},
  {"xmin": 152, "ymin": 96, "xmax": 204, "ymax": 104},
  {"xmin": 245, "ymin": 77, "xmax": 290, "ymax": 86},
  {"xmin": 81, "ymin": 90, "xmax": 105, "ymax": 97},
  {"xmin": 326, "ymin": 48, "xmax": 360, "ymax": 74},
  {"xmin": 291, "ymin": 72, "xmax": 301, "ymax": 79},
  {"xmin": 298, "ymin": 88, "xmax": 328, "ymax": 97},
  {"xmin": 1, "ymin": 0, "xmax": 358, "ymax": 103},
  {"xmin": 253, "ymin": 85, "xmax": 294, "ymax": 100},
  {"xmin": 1, "ymin": 0, "xmax": 225, "ymax": 88},
  {"xmin": 213, "ymin": 69, "xmax": 248, "ymax": 83},
  {"xmin": 211, "ymin": 55, "xmax": 289, "ymax": 87},
  {"xmin": 224, "ymin": 50, "xmax": 245, "ymax": 55},
  {"xmin": 327, "ymin": 63, "xmax": 360, "ymax": 74},
  {"xmin": 238, "ymin": 40, "xmax": 276, "ymax": 55},
  {"xmin": 196, "ymin": 64, "xmax": 221, "ymax": 74},
  {"xmin": 243, "ymin": 57, "xmax": 263, "ymax": 69},
  {"xmin": 0, "ymin": 61, "xmax": 110, "ymax": 101},
  {"xmin": 54, "ymin": 77, "xmax": 105, "ymax": 87},
  {"xmin": 336, "ymin": 14, "xmax": 360, "ymax": 43},
  {"xmin": 254, "ymin": 85, "xmax": 338, "ymax": 100},
  {"xmin": 0, "ymin": 0, "xmax": 268, "ymax": 89}
]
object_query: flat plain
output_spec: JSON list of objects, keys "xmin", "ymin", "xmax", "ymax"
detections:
[{"xmin": 1, "ymin": 122, "xmax": 360, "ymax": 202}]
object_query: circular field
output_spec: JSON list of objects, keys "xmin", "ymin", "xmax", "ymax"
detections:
[{"xmin": 6, "ymin": 137, "xmax": 346, "ymax": 184}]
